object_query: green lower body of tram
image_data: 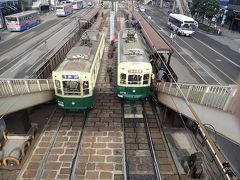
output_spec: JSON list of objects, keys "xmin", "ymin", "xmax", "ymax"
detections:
[
  {"xmin": 116, "ymin": 86, "xmax": 150, "ymax": 100},
  {"xmin": 55, "ymin": 95, "xmax": 94, "ymax": 110}
]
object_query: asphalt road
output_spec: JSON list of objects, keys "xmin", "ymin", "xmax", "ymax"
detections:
[
  {"xmin": 144, "ymin": 5, "xmax": 240, "ymax": 85},
  {"xmin": 0, "ymin": 9, "xmax": 87, "ymax": 78}
]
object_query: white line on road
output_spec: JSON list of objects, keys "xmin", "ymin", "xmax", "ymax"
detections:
[{"xmin": 192, "ymin": 34, "xmax": 240, "ymax": 69}]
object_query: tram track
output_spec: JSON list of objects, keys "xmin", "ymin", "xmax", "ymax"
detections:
[
  {"xmin": 18, "ymin": 108, "xmax": 87, "ymax": 179},
  {"xmin": 0, "ymin": 9, "xmax": 92, "ymax": 74},
  {"xmin": 121, "ymin": 100, "xmax": 180, "ymax": 180}
]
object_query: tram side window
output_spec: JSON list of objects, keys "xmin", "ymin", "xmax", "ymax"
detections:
[
  {"xmin": 83, "ymin": 81, "xmax": 89, "ymax": 95},
  {"xmin": 143, "ymin": 74, "xmax": 149, "ymax": 84},
  {"xmin": 55, "ymin": 80, "xmax": 62, "ymax": 94},
  {"xmin": 120, "ymin": 73, "xmax": 126, "ymax": 84},
  {"xmin": 128, "ymin": 75, "xmax": 141, "ymax": 84},
  {"xmin": 63, "ymin": 81, "xmax": 80, "ymax": 95}
]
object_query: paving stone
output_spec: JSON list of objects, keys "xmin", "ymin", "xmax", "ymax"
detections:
[
  {"xmin": 89, "ymin": 155, "xmax": 105, "ymax": 162},
  {"xmin": 22, "ymin": 170, "xmax": 37, "ymax": 178},
  {"xmin": 34, "ymin": 148, "xmax": 47, "ymax": 154},
  {"xmin": 62, "ymin": 162, "xmax": 71, "ymax": 167},
  {"xmin": 100, "ymin": 172, "xmax": 113, "ymax": 179},
  {"xmin": 114, "ymin": 174, "xmax": 124, "ymax": 180},
  {"xmin": 26, "ymin": 162, "xmax": 40, "ymax": 170},
  {"xmin": 115, "ymin": 164, "xmax": 123, "ymax": 171},
  {"xmin": 96, "ymin": 148, "xmax": 112, "ymax": 155},
  {"xmin": 42, "ymin": 170, "xmax": 57, "ymax": 179},
  {"xmin": 83, "ymin": 136, "xmax": 96, "ymax": 142},
  {"xmin": 79, "ymin": 156, "xmax": 89, "ymax": 163},
  {"xmin": 60, "ymin": 168, "xmax": 71, "ymax": 174},
  {"xmin": 64, "ymin": 142, "xmax": 77, "ymax": 147},
  {"xmin": 81, "ymin": 148, "xmax": 96, "ymax": 155},
  {"xmin": 96, "ymin": 163, "xmax": 114, "ymax": 171},
  {"xmin": 92, "ymin": 142, "xmax": 107, "ymax": 148},
  {"xmin": 48, "ymin": 155, "xmax": 59, "ymax": 161},
  {"xmin": 86, "ymin": 171, "xmax": 99, "ymax": 179},
  {"xmin": 65, "ymin": 148, "xmax": 75, "ymax": 154},
  {"xmin": 113, "ymin": 149, "xmax": 122, "ymax": 155},
  {"xmin": 76, "ymin": 168, "xmax": 86, "ymax": 175},
  {"xmin": 57, "ymin": 174, "xmax": 70, "ymax": 179},
  {"xmin": 159, "ymin": 164, "xmax": 173, "ymax": 172},
  {"xmin": 51, "ymin": 148, "xmax": 64, "ymax": 154},
  {"xmin": 30, "ymin": 155, "xmax": 44, "ymax": 161},
  {"xmin": 45, "ymin": 162, "xmax": 61, "ymax": 170},
  {"xmin": 107, "ymin": 156, "xmax": 122, "ymax": 163},
  {"xmin": 53, "ymin": 142, "xmax": 64, "ymax": 148},
  {"xmin": 86, "ymin": 163, "xmax": 96, "ymax": 170},
  {"xmin": 59, "ymin": 155, "xmax": 73, "ymax": 162},
  {"xmin": 108, "ymin": 143, "xmax": 122, "ymax": 148}
]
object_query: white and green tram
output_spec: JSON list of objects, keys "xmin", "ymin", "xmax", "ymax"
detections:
[
  {"xmin": 116, "ymin": 29, "xmax": 153, "ymax": 100},
  {"xmin": 52, "ymin": 30, "xmax": 105, "ymax": 110}
]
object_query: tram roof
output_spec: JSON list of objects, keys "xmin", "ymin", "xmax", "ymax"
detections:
[
  {"xmin": 55, "ymin": 30, "xmax": 102, "ymax": 73},
  {"xmin": 5, "ymin": 10, "xmax": 39, "ymax": 17},
  {"xmin": 118, "ymin": 29, "xmax": 149, "ymax": 64},
  {"xmin": 132, "ymin": 11, "xmax": 173, "ymax": 55}
]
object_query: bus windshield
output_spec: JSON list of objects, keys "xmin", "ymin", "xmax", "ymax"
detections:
[{"xmin": 182, "ymin": 23, "xmax": 196, "ymax": 30}]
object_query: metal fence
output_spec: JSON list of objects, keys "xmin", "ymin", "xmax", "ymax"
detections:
[
  {"xmin": 0, "ymin": 79, "xmax": 54, "ymax": 97},
  {"xmin": 157, "ymin": 82, "xmax": 238, "ymax": 113}
]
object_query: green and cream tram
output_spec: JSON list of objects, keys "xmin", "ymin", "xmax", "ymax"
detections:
[
  {"xmin": 116, "ymin": 29, "xmax": 153, "ymax": 100},
  {"xmin": 52, "ymin": 30, "xmax": 105, "ymax": 110}
]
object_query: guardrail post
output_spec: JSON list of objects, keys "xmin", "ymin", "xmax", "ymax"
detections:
[
  {"xmin": 47, "ymin": 80, "xmax": 50, "ymax": 90},
  {"xmin": 37, "ymin": 80, "xmax": 42, "ymax": 91},
  {"xmin": 24, "ymin": 80, "xmax": 30, "ymax": 93},
  {"xmin": 200, "ymin": 86, "xmax": 209, "ymax": 104},
  {"xmin": 7, "ymin": 80, "xmax": 15, "ymax": 96},
  {"xmin": 186, "ymin": 85, "xmax": 192, "ymax": 99},
  {"xmin": 168, "ymin": 83, "xmax": 172, "ymax": 94},
  {"xmin": 223, "ymin": 87, "xmax": 237, "ymax": 112}
]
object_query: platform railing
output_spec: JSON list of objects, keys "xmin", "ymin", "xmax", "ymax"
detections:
[
  {"xmin": 156, "ymin": 82, "xmax": 238, "ymax": 113},
  {"xmin": 0, "ymin": 79, "xmax": 54, "ymax": 97}
]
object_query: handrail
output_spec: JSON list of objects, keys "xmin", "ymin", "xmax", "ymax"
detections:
[
  {"xmin": 0, "ymin": 79, "xmax": 54, "ymax": 97},
  {"xmin": 157, "ymin": 82, "xmax": 238, "ymax": 113}
]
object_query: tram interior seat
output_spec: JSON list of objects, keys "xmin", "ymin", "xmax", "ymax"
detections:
[{"xmin": 0, "ymin": 123, "xmax": 38, "ymax": 166}]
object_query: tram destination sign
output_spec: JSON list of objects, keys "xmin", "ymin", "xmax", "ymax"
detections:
[{"xmin": 62, "ymin": 75, "xmax": 79, "ymax": 79}]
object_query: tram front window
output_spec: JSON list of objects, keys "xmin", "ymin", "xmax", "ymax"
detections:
[
  {"xmin": 63, "ymin": 81, "xmax": 80, "ymax": 95},
  {"xmin": 143, "ymin": 74, "xmax": 149, "ymax": 84},
  {"xmin": 128, "ymin": 75, "xmax": 141, "ymax": 84},
  {"xmin": 120, "ymin": 73, "xmax": 126, "ymax": 84},
  {"xmin": 83, "ymin": 81, "xmax": 89, "ymax": 95}
]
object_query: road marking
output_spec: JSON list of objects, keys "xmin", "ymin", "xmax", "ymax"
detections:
[
  {"xmin": 10, "ymin": 55, "xmax": 32, "ymax": 72},
  {"xmin": 179, "ymin": 37, "xmax": 239, "ymax": 85},
  {"xmin": 192, "ymin": 35, "xmax": 240, "ymax": 69}
]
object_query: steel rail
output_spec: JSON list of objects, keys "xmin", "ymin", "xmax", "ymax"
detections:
[
  {"xmin": 69, "ymin": 111, "xmax": 88, "ymax": 180},
  {"xmin": 35, "ymin": 113, "xmax": 65, "ymax": 180},
  {"xmin": 142, "ymin": 102, "xmax": 161, "ymax": 180},
  {"xmin": 121, "ymin": 101, "xmax": 129, "ymax": 180}
]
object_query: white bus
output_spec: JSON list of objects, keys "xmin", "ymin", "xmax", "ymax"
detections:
[
  {"xmin": 168, "ymin": 13, "xmax": 198, "ymax": 36},
  {"xmin": 56, "ymin": 3, "xmax": 73, "ymax": 17},
  {"xmin": 69, "ymin": 0, "xmax": 83, "ymax": 10}
]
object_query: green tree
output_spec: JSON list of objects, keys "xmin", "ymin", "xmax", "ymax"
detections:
[{"xmin": 191, "ymin": 0, "xmax": 219, "ymax": 27}]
